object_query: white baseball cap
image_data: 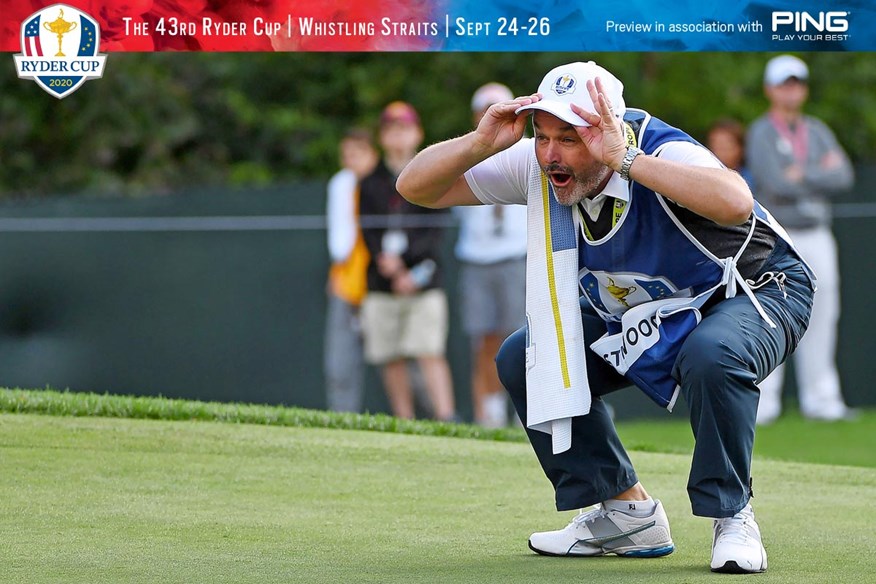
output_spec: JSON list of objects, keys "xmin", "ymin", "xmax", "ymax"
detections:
[
  {"xmin": 471, "ymin": 82, "xmax": 514, "ymax": 113},
  {"xmin": 515, "ymin": 61, "xmax": 626, "ymax": 127},
  {"xmin": 764, "ymin": 55, "xmax": 809, "ymax": 86}
]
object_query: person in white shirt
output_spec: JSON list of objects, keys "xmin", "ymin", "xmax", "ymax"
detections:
[
  {"xmin": 324, "ymin": 128, "xmax": 378, "ymax": 412},
  {"xmin": 397, "ymin": 61, "xmax": 815, "ymax": 574}
]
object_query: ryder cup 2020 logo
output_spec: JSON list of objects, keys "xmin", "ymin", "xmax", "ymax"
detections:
[{"xmin": 13, "ymin": 4, "xmax": 107, "ymax": 98}]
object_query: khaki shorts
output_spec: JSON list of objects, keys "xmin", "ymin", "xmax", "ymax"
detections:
[{"xmin": 361, "ymin": 289, "xmax": 448, "ymax": 364}]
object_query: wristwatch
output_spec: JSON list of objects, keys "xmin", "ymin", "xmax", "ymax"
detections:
[{"xmin": 619, "ymin": 146, "xmax": 644, "ymax": 182}]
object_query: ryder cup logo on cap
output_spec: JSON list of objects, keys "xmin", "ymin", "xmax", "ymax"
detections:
[
  {"xmin": 13, "ymin": 4, "xmax": 108, "ymax": 99},
  {"xmin": 552, "ymin": 74, "xmax": 577, "ymax": 96},
  {"xmin": 516, "ymin": 61, "xmax": 626, "ymax": 127}
]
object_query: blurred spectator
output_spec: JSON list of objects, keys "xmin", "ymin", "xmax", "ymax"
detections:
[
  {"xmin": 707, "ymin": 118, "xmax": 753, "ymax": 188},
  {"xmin": 454, "ymin": 83, "xmax": 527, "ymax": 427},
  {"xmin": 324, "ymin": 128, "xmax": 378, "ymax": 412},
  {"xmin": 359, "ymin": 101, "xmax": 457, "ymax": 421},
  {"xmin": 747, "ymin": 54, "xmax": 857, "ymax": 424}
]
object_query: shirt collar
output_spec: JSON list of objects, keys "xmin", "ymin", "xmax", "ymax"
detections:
[{"xmin": 597, "ymin": 171, "xmax": 630, "ymax": 202}]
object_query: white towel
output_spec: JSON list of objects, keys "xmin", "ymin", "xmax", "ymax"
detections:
[{"xmin": 525, "ymin": 161, "xmax": 591, "ymax": 454}]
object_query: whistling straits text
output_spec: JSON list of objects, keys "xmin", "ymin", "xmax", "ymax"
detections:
[{"xmin": 296, "ymin": 17, "xmax": 439, "ymax": 37}]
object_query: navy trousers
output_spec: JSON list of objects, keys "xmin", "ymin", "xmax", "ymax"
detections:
[{"xmin": 496, "ymin": 240, "xmax": 814, "ymax": 518}]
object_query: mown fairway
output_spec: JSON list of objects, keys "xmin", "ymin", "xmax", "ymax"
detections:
[{"xmin": 2, "ymin": 412, "xmax": 875, "ymax": 584}]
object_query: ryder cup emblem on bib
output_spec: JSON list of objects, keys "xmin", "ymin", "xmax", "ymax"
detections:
[
  {"xmin": 13, "ymin": 4, "xmax": 107, "ymax": 99},
  {"xmin": 580, "ymin": 270, "xmax": 682, "ymax": 320}
]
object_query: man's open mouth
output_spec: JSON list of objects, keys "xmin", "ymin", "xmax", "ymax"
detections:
[{"xmin": 548, "ymin": 172, "xmax": 573, "ymax": 188}]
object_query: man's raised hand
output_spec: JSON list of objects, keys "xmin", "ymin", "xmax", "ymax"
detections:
[{"xmin": 473, "ymin": 93, "xmax": 541, "ymax": 156}]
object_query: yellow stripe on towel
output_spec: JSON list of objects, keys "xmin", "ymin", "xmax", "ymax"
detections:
[{"xmin": 540, "ymin": 173, "xmax": 571, "ymax": 388}]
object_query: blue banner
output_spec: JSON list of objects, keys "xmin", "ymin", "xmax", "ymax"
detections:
[{"xmin": 436, "ymin": 0, "xmax": 872, "ymax": 51}]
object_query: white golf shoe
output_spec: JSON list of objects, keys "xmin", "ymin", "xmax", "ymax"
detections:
[
  {"xmin": 528, "ymin": 500, "xmax": 675, "ymax": 558},
  {"xmin": 710, "ymin": 504, "xmax": 768, "ymax": 573}
]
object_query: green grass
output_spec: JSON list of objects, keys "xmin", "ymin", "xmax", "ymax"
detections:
[
  {"xmin": 1, "ymin": 388, "xmax": 875, "ymax": 582},
  {"xmin": 3, "ymin": 387, "xmax": 874, "ymax": 468},
  {"xmin": 0, "ymin": 387, "xmax": 526, "ymax": 442},
  {"xmin": 2, "ymin": 412, "xmax": 875, "ymax": 583}
]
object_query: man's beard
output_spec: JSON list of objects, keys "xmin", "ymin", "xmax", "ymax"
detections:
[{"xmin": 544, "ymin": 163, "xmax": 612, "ymax": 206}]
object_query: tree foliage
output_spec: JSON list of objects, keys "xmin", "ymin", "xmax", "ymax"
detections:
[{"xmin": 1, "ymin": 52, "xmax": 874, "ymax": 198}]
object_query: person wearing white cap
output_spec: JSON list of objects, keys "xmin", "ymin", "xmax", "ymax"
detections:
[
  {"xmin": 398, "ymin": 61, "xmax": 815, "ymax": 574},
  {"xmin": 747, "ymin": 55, "xmax": 857, "ymax": 425},
  {"xmin": 453, "ymin": 82, "xmax": 528, "ymax": 427}
]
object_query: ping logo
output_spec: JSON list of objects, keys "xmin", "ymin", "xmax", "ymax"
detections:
[
  {"xmin": 771, "ymin": 11, "xmax": 849, "ymax": 32},
  {"xmin": 13, "ymin": 4, "xmax": 108, "ymax": 99}
]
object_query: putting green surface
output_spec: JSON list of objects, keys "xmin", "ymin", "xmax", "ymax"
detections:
[{"xmin": 2, "ymin": 413, "xmax": 874, "ymax": 583}]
